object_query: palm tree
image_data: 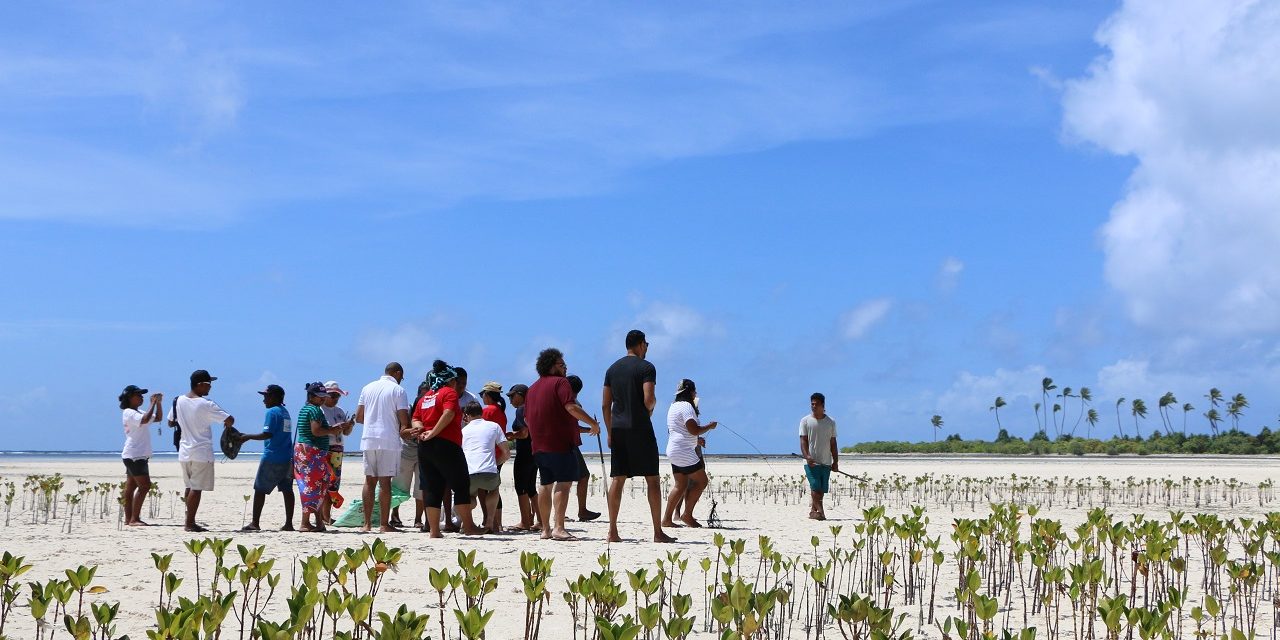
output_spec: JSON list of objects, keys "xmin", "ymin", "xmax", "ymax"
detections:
[
  {"xmin": 1181, "ymin": 403, "xmax": 1194, "ymax": 435},
  {"xmin": 1227, "ymin": 393, "xmax": 1249, "ymax": 431},
  {"xmin": 1131, "ymin": 398, "xmax": 1148, "ymax": 438},
  {"xmin": 1033, "ymin": 402, "xmax": 1043, "ymax": 434},
  {"xmin": 1205, "ymin": 388, "xmax": 1223, "ymax": 411},
  {"xmin": 989, "ymin": 396, "xmax": 1006, "ymax": 434},
  {"xmin": 1205, "ymin": 408, "xmax": 1223, "ymax": 436},
  {"xmin": 1085, "ymin": 408, "xmax": 1100, "ymax": 438},
  {"xmin": 1052, "ymin": 404, "xmax": 1062, "ymax": 436},
  {"xmin": 1072, "ymin": 387, "xmax": 1093, "ymax": 435},
  {"xmin": 1041, "ymin": 378, "xmax": 1057, "ymax": 437},
  {"xmin": 1157, "ymin": 392, "xmax": 1177, "ymax": 433},
  {"xmin": 1056, "ymin": 387, "xmax": 1074, "ymax": 436},
  {"xmin": 1114, "ymin": 397, "xmax": 1126, "ymax": 437},
  {"xmin": 931, "ymin": 414, "xmax": 944, "ymax": 442}
]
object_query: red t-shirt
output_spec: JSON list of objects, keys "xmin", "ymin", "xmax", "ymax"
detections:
[
  {"xmin": 413, "ymin": 387, "xmax": 462, "ymax": 446},
  {"xmin": 525, "ymin": 376, "xmax": 577, "ymax": 454},
  {"xmin": 482, "ymin": 404, "xmax": 508, "ymax": 432}
]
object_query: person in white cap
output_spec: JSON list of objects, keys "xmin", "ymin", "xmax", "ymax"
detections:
[{"xmin": 320, "ymin": 381, "xmax": 354, "ymax": 525}]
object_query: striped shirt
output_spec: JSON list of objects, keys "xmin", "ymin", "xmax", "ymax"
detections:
[{"xmin": 297, "ymin": 403, "xmax": 330, "ymax": 451}]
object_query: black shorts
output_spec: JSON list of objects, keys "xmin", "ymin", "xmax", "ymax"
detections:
[
  {"xmin": 418, "ymin": 438, "xmax": 471, "ymax": 509},
  {"xmin": 609, "ymin": 428, "xmax": 660, "ymax": 478},
  {"xmin": 123, "ymin": 458, "xmax": 150, "ymax": 477},
  {"xmin": 535, "ymin": 451, "xmax": 580, "ymax": 485},
  {"xmin": 671, "ymin": 458, "xmax": 705, "ymax": 475},
  {"xmin": 573, "ymin": 447, "xmax": 590, "ymax": 480},
  {"xmin": 513, "ymin": 451, "xmax": 538, "ymax": 497}
]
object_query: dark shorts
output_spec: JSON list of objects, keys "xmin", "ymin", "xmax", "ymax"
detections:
[
  {"xmin": 609, "ymin": 428, "xmax": 660, "ymax": 478},
  {"xmin": 513, "ymin": 450, "xmax": 538, "ymax": 497},
  {"xmin": 671, "ymin": 458, "xmax": 705, "ymax": 475},
  {"xmin": 123, "ymin": 458, "xmax": 150, "ymax": 477},
  {"xmin": 418, "ymin": 438, "xmax": 471, "ymax": 508},
  {"xmin": 535, "ymin": 451, "xmax": 580, "ymax": 486},
  {"xmin": 573, "ymin": 447, "xmax": 590, "ymax": 480},
  {"xmin": 254, "ymin": 461, "xmax": 294, "ymax": 495}
]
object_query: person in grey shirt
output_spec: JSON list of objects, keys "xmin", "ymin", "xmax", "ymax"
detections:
[{"xmin": 798, "ymin": 392, "xmax": 838, "ymax": 520}]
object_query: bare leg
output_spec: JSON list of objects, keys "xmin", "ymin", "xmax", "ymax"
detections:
[
  {"xmin": 281, "ymin": 490, "xmax": 295, "ymax": 530},
  {"xmin": 576, "ymin": 476, "xmax": 599, "ymax": 520},
  {"xmin": 679, "ymin": 470, "xmax": 707, "ymax": 527},
  {"xmin": 246, "ymin": 492, "xmax": 267, "ymax": 529},
  {"xmin": 442, "ymin": 490, "xmax": 457, "ymax": 532},
  {"xmin": 362, "ymin": 476, "xmax": 377, "ymax": 532},
  {"xmin": 454, "ymin": 502, "xmax": 484, "ymax": 535},
  {"xmin": 122, "ymin": 477, "xmax": 136, "ymax": 525},
  {"xmin": 517, "ymin": 493, "xmax": 535, "ymax": 529},
  {"xmin": 537, "ymin": 485, "xmax": 552, "ymax": 538},
  {"xmin": 645, "ymin": 476, "xmax": 675, "ymax": 543},
  {"xmin": 663, "ymin": 474, "xmax": 688, "ymax": 528},
  {"xmin": 184, "ymin": 490, "xmax": 204, "ymax": 531},
  {"xmin": 551, "ymin": 481, "xmax": 574, "ymax": 540},
  {"xmin": 606, "ymin": 476, "xmax": 626, "ymax": 542},
  {"xmin": 424, "ymin": 506, "xmax": 443, "ymax": 538},
  {"xmin": 130, "ymin": 477, "xmax": 151, "ymax": 524},
  {"xmin": 482, "ymin": 491, "xmax": 500, "ymax": 530},
  {"xmin": 378, "ymin": 477, "xmax": 397, "ymax": 532}
]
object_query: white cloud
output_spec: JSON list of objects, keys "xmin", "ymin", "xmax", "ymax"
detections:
[
  {"xmin": 620, "ymin": 301, "xmax": 725, "ymax": 360},
  {"xmin": 936, "ymin": 257, "xmax": 964, "ymax": 292},
  {"xmin": 936, "ymin": 365, "xmax": 1048, "ymax": 415},
  {"xmin": 1063, "ymin": 0, "xmax": 1280, "ymax": 336},
  {"xmin": 353, "ymin": 323, "xmax": 441, "ymax": 368},
  {"xmin": 840, "ymin": 298, "xmax": 893, "ymax": 340}
]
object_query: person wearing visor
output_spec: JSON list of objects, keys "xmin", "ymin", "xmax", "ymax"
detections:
[
  {"xmin": 295, "ymin": 382, "xmax": 342, "ymax": 532},
  {"xmin": 119, "ymin": 384, "xmax": 162, "ymax": 526},
  {"xmin": 235, "ymin": 384, "xmax": 294, "ymax": 531}
]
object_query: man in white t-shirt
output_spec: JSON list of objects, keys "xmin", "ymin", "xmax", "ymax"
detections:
[
  {"xmin": 460, "ymin": 403, "xmax": 508, "ymax": 532},
  {"xmin": 172, "ymin": 369, "xmax": 235, "ymax": 532},
  {"xmin": 798, "ymin": 392, "xmax": 839, "ymax": 521},
  {"xmin": 354, "ymin": 362, "xmax": 411, "ymax": 533}
]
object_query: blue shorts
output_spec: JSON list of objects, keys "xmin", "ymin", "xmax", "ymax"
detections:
[
  {"xmin": 804, "ymin": 464, "xmax": 831, "ymax": 493},
  {"xmin": 254, "ymin": 461, "xmax": 294, "ymax": 495}
]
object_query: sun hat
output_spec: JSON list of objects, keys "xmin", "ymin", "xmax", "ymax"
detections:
[
  {"xmin": 324, "ymin": 381, "xmax": 348, "ymax": 396},
  {"xmin": 220, "ymin": 425, "xmax": 244, "ymax": 459},
  {"xmin": 481, "ymin": 381, "xmax": 502, "ymax": 394},
  {"xmin": 505, "ymin": 384, "xmax": 529, "ymax": 397}
]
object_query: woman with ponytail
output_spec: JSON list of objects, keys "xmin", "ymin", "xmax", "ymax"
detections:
[{"xmin": 411, "ymin": 360, "xmax": 486, "ymax": 536}]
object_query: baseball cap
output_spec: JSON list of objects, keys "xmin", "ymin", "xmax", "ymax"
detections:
[
  {"xmin": 481, "ymin": 381, "xmax": 503, "ymax": 394},
  {"xmin": 121, "ymin": 384, "xmax": 149, "ymax": 396},
  {"xmin": 324, "ymin": 381, "xmax": 348, "ymax": 396},
  {"xmin": 257, "ymin": 384, "xmax": 285, "ymax": 397},
  {"xmin": 305, "ymin": 382, "xmax": 329, "ymax": 397},
  {"xmin": 506, "ymin": 384, "xmax": 529, "ymax": 397},
  {"xmin": 190, "ymin": 370, "xmax": 217, "ymax": 385}
]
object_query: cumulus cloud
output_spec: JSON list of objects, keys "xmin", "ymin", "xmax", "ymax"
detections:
[
  {"xmin": 1063, "ymin": 0, "xmax": 1280, "ymax": 336},
  {"xmin": 620, "ymin": 301, "xmax": 725, "ymax": 360},
  {"xmin": 936, "ymin": 365, "xmax": 1048, "ymax": 416},
  {"xmin": 840, "ymin": 298, "xmax": 893, "ymax": 340},
  {"xmin": 936, "ymin": 257, "xmax": 964, "ymax": 293}
]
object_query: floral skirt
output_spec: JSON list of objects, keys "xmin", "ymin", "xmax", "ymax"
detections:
[
  {"xmin": 293, "ymin": 443, "xmax": 333, "ymax": 514},
  {"xmin": 328, "ymin": 447, "xmax": 344, "ymax": 492}
]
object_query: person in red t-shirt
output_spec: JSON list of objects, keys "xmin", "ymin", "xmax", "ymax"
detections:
[
  {"xmin": 525, "ymin": 348, "xmax": 600, "ymax": 541},
  {"xmin": 479, "ymin": 382, "xmax": 509, "ymax": 531},
  {"xmin": 410, "ymin": 360, "xmax": 485, "ymax": 537}
]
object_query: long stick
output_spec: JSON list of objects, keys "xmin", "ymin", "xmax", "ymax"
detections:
[
  {"xmin": 788, "ymin": 452, "xmax": 856, "ymax": 479},
  {"xmin": 594, "ymin": 415, "xmax": 607, "ymax": 496}
]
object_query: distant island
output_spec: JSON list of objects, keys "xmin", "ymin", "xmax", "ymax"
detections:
[{"xmin": 845, "ymin": 428, "xmax": 1280, "ymax": 455}]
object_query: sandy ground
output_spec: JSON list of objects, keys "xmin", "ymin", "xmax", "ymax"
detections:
[{"xmin": 1, "ymin": 454, "xmax": 1277, "ymax": 639}]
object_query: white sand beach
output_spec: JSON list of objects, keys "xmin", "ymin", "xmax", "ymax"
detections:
[{"xmin": 1, "ymin": 454, "xmax": 1277, "ymax": 639}]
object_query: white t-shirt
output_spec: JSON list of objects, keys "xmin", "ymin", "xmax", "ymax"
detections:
[
  {"xmin": 461, "ymin": 419, "xmax": 505, "ymax": 475},
  {"xmin": 173, "ymin": 395, "xmax": 231, "ymax": 463},
  {"xmin": 665, "ymin": 401, "xmax": 701, "ymax": 467},
  {"xmin": 321, "ymin": 405, "xmax": 349, "ymax": 448},
  {"xmin": 121, "ymin": 408, "xmax": 153, "ymax": 460},
  {"xmin": 358, "ymin": 376, "xmax": 410, "ymax": 451},
  {"xmin": 798, "ymin": 414, "xmax": 838, "ymax": 466},
  {"xmin": 457, "ymin": 390, "xmax": 481, "ymax": 411}
]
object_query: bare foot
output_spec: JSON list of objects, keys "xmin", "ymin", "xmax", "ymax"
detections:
[
  {"xmin": 280, "ymin": 524, "xmax": 295, "ymax": 532},
  {"xmin": 679, "ymin": 515, "xmax": 703, "ymax": 528},
  {"xmin": 661, "ymin": 520, "xmax": 682, "ymax": 528},
  {"xmin": 380, "ymin": 525, "xmax": 402, "ymax": 533},
  {"xmin": 654, "ymin": 532, "xmax": 677, "ymax": 543},
  {"xmin": 577, "ymin": 510, "xmax": 601, "ymax": 522},
  {"xmin": 462, "ymin": 525, "xmax": 488, "ymax": 536},
  {"xmin": 184, "ymin": 524, "xmax": 208, "ymax": 533},
  {"xmin": 127, "ymin": 520, "xmax": 150, "ymax": 527},
  {"xmin": 607, "ymin": 532, "xmax": 624, "ymax": 543},
  {"xmin": 360, "ymin": 525, "xmax": 372, "ymax": 533},
  {"xmin": 552, "ymin": 531, "xmax": 579, "ymax": 541},
  {"xmin": 239, "ymin": 524, "xmax": 261, "ymax": 532}
]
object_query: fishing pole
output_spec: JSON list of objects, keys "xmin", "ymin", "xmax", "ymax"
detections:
[{"xmin": 788, "ymin": 452, "xmax": 858, "ymax": 479}]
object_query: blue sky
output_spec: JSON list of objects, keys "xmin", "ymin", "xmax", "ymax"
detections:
[{"xmin": 3, "ymin": 0, "xmax": 1278, "ymax": 453}]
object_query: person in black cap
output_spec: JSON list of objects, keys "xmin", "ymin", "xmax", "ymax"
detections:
[
  {"xmin": 171, "ymin": 369, "xmax": 234, "ymax": 532},
  {"xmin": 119, "ymin": 384, "xmax": 162, "ymax": 526},
  {"xmin": 234, "ymin": 384, "xmax": 295, "ymax": 531},
  {"xmin": 505, "ymin": 384, "xmax": 540, "ymax": 531}
]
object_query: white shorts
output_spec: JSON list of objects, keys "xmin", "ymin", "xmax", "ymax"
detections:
[
  {"xmin": 180, "ymin": 461, "xmax": 215, "ymax": 491},
  {"xmin": 363, "ymin": 449, "xmax": 400, "ymax": 478}
]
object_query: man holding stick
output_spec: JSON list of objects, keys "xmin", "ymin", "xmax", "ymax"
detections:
[{"xmin": 799, "ymin": 392, "xmax": 839, "ymax": 521}]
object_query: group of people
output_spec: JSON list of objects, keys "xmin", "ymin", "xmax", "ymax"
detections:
[{"xmin": 118, "ymin": 329, "xmax": 842, "ymax": 539}]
